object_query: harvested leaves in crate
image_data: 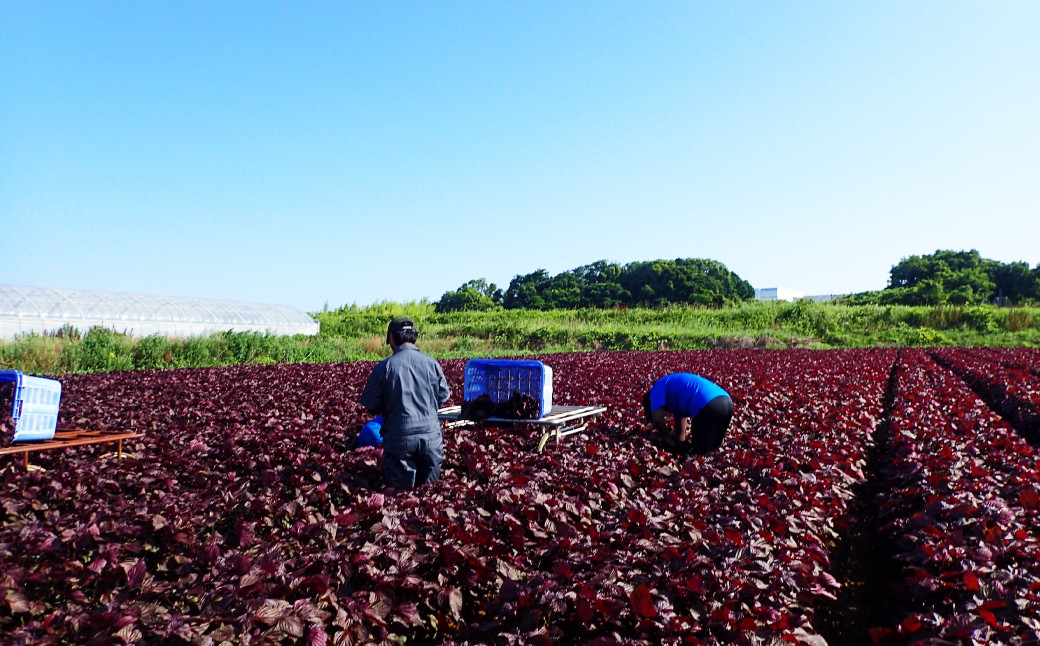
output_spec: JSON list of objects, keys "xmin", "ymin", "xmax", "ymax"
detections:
[
  {"xmin": 459, "ymin": 392, "xmax": 541, "ymax": 421},
  {"xmin": 0, "ymin": 381, "xmax": 14, "ymax": 446},
  {"xmin": 459, "ymin": 393, "xmax": 496, "ymax": 421},
  {"xmin": 492, "ymin": 392, "xmax": 540, "ymax": 419}
]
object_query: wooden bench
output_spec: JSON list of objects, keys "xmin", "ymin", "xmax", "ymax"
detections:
[{"xmin": 1, "ymin": 429, "xmax": 144, "ymax": 469}]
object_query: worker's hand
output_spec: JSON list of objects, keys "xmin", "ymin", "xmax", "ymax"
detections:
[{"xmin": 676, "ymin": 417, "xmax": 691, "ymax": 443}]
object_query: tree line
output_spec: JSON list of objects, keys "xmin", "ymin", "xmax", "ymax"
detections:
[
  {"xmin": 841, "ymin": 249, "xmax": 1040, "ymax": 307},
  {"xmin": 437, "ymin": 250, "xmax": 1040, "ymax": 313},
  {"xmin": 435, "ymin": 258, "xmax": 756, "ymax": 312}
]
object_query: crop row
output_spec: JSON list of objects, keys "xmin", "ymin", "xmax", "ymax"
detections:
[
  {"xmin": 870, "ymin": 349, "xmax": 1040, "ymax": 643},
  {"xmin": 930, "ymin": 347, "xmax": 1040, "ymax": 442},
  {"xmin": 948, "ymin": 347, "xmax": 1040, "ymax": 377}
]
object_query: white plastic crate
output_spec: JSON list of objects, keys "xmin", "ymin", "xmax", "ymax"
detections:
[
  {"xmin": 463, "ymin": 359, "xmax": 553, "ymax": 418},
  {"xmin": 0, "ymin": 370, "xmax": 62, "ymax": 442}
]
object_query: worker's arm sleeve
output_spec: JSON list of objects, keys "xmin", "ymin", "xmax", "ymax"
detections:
[
  {"xmin": 436, "ymin": 364, "xmax": 451, "ymax": 407},
  {"xmin": 649, "ymin": 379, "xmax": 668, "ymax": 413},
  {"xmin": 358, "ymin": 365, "xmax": 385, "ymax": 415}
]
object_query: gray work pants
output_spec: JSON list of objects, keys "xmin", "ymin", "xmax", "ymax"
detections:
[{"xmin": 382, "ymin": 431, "xmax": 444, "ymax": 489}]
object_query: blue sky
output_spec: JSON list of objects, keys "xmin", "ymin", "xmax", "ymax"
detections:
[{"xmin": 3, "ymin": 2, "xmax": 1038, "ymax": 313}]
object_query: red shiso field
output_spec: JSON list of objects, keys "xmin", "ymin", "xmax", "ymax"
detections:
[{"xmin": 3, "ymin": 348, "xmax": 1040, "ymax": 645}]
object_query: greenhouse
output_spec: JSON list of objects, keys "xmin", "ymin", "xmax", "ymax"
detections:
[{"xmin": 0, "ymin": 284, "xmax": 320, "ymax": 340}]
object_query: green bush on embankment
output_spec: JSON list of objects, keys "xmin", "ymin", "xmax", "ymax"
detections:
[{"xmin": 2, "ymin": 300, "xmax": 1039, "ymax": 374}]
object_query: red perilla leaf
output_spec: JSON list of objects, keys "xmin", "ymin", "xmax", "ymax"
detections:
[{"xmin": 629, "ymin": 583, "xmax": 656, "ymax": 619}]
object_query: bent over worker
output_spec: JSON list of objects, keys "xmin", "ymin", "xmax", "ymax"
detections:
[
  {"xmin": 359, "ymin": 317, "xmax": 451, "ymax": 489},
  {"xmin": 642, "ymin": 373, "xmax": 733, "ymax": 456}
]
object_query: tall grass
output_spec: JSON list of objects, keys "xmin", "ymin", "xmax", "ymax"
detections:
[{"xmin": 2, "ymin": 300, "xmax": 1038, "ymax": 375}]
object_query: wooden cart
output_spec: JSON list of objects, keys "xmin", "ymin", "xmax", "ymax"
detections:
[
  {"xmin": 1, "ymin": 429, "xmax": 144, "ymax": 470},
  {"xmin": 438, "ymin": 404, "xmax": 607, "ymax": 452}
]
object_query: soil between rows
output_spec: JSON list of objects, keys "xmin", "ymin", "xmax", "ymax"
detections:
[{"xmin": 815, "ymin": 353, "xmax": 902, "ymax": 645}]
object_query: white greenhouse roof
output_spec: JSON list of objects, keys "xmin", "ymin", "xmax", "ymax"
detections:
[{"xmin": 0, "ymin": 285, "xmax": 320, "ymax": 340}]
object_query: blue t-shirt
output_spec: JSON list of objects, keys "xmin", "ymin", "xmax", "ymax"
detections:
[{"xmin": 649, "ymin": 373, "xmax": 729, "ymax": 419}]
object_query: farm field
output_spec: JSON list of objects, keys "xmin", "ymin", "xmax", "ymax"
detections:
[{"xmin": 3, "ymin": 348, "xmax": 1040, "ymax": 645}]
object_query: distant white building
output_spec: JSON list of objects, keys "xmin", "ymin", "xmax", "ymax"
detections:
[
  {"xmin": 805, "ymin": 293, "xmax": 844, "ymax": 303},
  {"xmin": 755, "ymin": 288, "xmax": 845, "ymax": 303},
  {"xmin": 755, "ymin": 287, "xmax": 804, "ymax": 302}
]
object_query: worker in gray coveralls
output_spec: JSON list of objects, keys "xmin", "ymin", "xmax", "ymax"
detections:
[{"xmin": 359, "ymin": 317, "xmax": 451, "ymax": 489}]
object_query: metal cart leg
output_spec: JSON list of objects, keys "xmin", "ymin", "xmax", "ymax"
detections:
[{"xmin": 537, "ymin": 430, "xmax": 553, "ymax": 453}]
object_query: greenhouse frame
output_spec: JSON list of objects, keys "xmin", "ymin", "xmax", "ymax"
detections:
[{"xmin": 0, "ymin": 285, "xmax": 320, "ymax": 340}]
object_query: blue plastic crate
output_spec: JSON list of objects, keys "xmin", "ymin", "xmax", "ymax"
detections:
[
  {"xmin": 463, "ymin": 359, "xmax": 553, "ymax": 418},
  {"xmin": 0, "ymin": 370, "xmax": 62, "ymax": 442}
]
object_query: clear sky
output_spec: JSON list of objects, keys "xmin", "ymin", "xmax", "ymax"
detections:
[{"xmin": 3, "ymin": 2, "xmax": 1038, "ymax": 313}]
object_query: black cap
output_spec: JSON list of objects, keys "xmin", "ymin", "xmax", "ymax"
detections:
[{"xmin": 387, "ymin": 316, "xmax": 416, "ymax": 344}]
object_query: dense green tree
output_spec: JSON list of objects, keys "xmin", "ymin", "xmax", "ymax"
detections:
[
  {"xmin": 542, "ymin": 272, "xmax": 583, "ymax": 310},
  {"xmin": 435, "ymin": 279, "xmax": 503, "ymax": 312},
  {"xmin": 571, "ymin": 261, "xmax": 621, "ymax": 287},
  {"xmin": 889, "ymin": 250, "xmax": 983, "ymax": 289},
  {"xmin": 503, "ymin": 270, "xmax": 552, "ymax": 309},
  {"xmin": 582, "ymin": 282, "xmax": 631, "ymax": 308},
  {"xmin": 885, "ymin": 249, "xmax": 1039, "ymax": 306},
  {"xmin": 619, "ymin": 258, "xmax": 753, "ymax": 307},
  {"xmin": 620, "ymin": 260, "xmax": 685, "ymax": 306},
  {"xmin": 496, "ymin": 258, "xmax": 753, "ymax": 310},
  {"xmin": 989, "ymin": 261, "xmax": 1040, "ymax": 303}
]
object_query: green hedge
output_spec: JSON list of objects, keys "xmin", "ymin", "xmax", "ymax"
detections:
[{"xmin": 2, "ymin": 301, "xmax": 1038, "ymax": 374}]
